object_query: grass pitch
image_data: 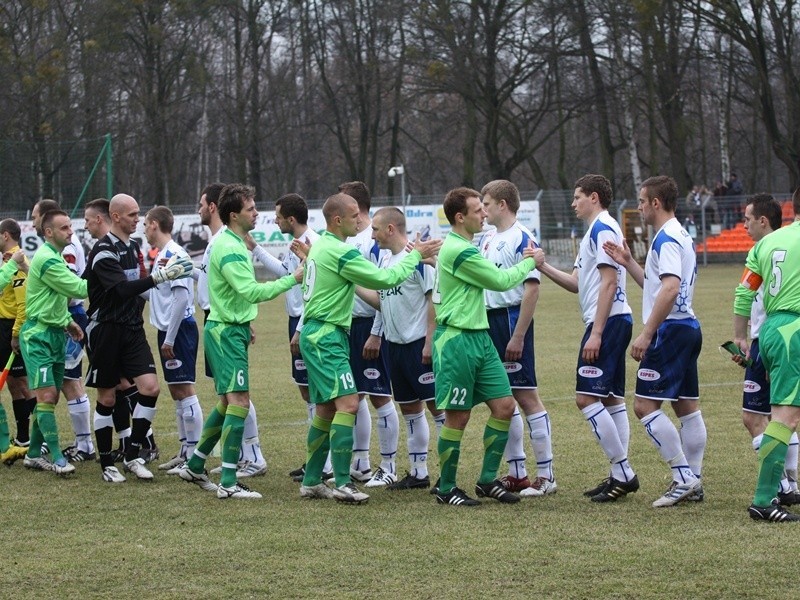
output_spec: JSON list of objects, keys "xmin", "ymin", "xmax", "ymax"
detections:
[{"xmin": 0, "ymin": 264, "xmax": 792, "ymax": 599}]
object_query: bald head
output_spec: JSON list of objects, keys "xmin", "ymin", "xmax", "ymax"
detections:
[
  {"xmin": 109, "ymin": 193, "xmax": 141, "ymax": 241},
  {"xmin": 322, "ymin": 193, "xmax": 358, "ymax": 223},
  {"xmin": 110, "ymin": 193, "xmax": 138, "ymax": 214}
]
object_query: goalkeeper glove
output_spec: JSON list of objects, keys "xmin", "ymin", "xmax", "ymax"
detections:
[{"xmin": 152, "ymin": 254, "xmax": 194, "ymax": 284}]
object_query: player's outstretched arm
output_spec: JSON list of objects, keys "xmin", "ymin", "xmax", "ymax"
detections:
[
  {"xmin": 411, "ymin": 234, "xmax": 442, "ymax": 260},
  {"xmin": 536, "ymin": 246, "xmax": 579, "ymax": 294},
  {"xmin": 602, "ymin": 239, "xmax": 643, "ymax": 288},
  {"xmin": 454, "ymin": 245, "xmax": 537, "ymax": 292},
  {"xmin": 355, "ymin": 286, "xmax": 381, "ymax": 310}
]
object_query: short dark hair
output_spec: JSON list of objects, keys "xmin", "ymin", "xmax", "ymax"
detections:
[
  {"xmin": 443, "ymin": 187, "xmax": 481, "ymax": 225},
  {"xmin": 338, "ymin": 181, "xmax": 371, "ymax": 213},
  {"xmin": 41, "ymin": 209, "xmax": 69, "ymax": 233},
  {"xmin": 35, "ymin": 199, "xmax": 61, "ymax": 215},
  {"xmin": 0, "ymin": 218, "xmax": 21, "ymax": 242},
  {"xmin": 748, "ymin": 193, "xmax": 782, "ymax": 231},
  {"xmin": 641, "ymin": 175, "xmax": 678, "ymax": 213},
  {"xmin": 374, "ymin": 206, "xmax": 406, "ymax": 230},
  {"xmin": 219, "ymin": 183, "xmax": 255, "ymax": 225},
  {"xmin": 202, "ymin": 182, "xmax": 226, "ymax": 207},
  {"xmin": 146, "ymin": 206, "xmax": 174, "ymax": 234},
  {"xmin": 575, "ymin": 174, "xmax": 613, "ymax": 209},
  {"xmin": 481, "ymin": 180, "xmax": 520, "ymax": 213},
  {"xmin": 85, "ymin": 198, "xmax": 111, "ymax": 219},
  {"xmin": 276, "ymin": 193, "xmax": 308, "ymax": 225}
]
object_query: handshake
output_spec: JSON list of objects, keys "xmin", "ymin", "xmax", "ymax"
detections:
[{"xmin": 152, "ymin": 254, "xmax": 194, "ymax": 285}]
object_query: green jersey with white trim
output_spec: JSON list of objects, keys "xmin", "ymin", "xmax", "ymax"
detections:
[
  {"xmin": 433, "ymin": 232, "xmax": 535, "ymax": 330},
  {"xmin": 302, "ymin": 231, "xmax": 422, "ymax": 329},
  {"xmin": 26, "ymin": 242, "xmax": 88, "ymax": 328},
  {"xmin": 734, "ymin": 221, "xmax": 800, "ymax": 317},
  {"xmin": 208, "ymin": 228, "xmax": 296, "ymax": 324}
]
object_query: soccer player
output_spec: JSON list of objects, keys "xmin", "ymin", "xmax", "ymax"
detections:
[
  {"xmin": 0, "ymin": 245, "xmax": 30, "ymax": 464},
  {"xmin": 432, "ymin": 187, "xmax": 542, "ymax": 506},
  {"xmin": 179, "ymin": 183, "xmax": 301, "ymax": 499},
  {"xmin": 363, "ymin": 206, "xmax": 443, "ymax": 490},
  {"xmin": 143, "ymin": 206, "xmax": 204, "ymax": 474},
  {"xmin": 85, "ymin": 193, "xmax": 193, "ymax": 483},
  {"xmin": 734, "ymin": 194, "xmax": 800, "ymax": 506},
  {"xmin": 194, "ymin": 182, "xmax": 270, "ymax": 479},
  {"xmin": 31, "ymin": 200, "xmax": 96, "ymax": 461},
  {"xmin": 479, "ymin": 180, "xmax": 557, "ymax": 497},
  {"xmin": 734, "ymin": 187, "xmax": 800, "ymax": 521},
  {"xmin": 243, "ymin": 193, "xmax": 323, "ymax": 481},
  {"xmin": 0, "ymin": 219, "xmax": 36, "ymax": 453},
  {"xmin": 535, "ymin": 174, "xmax": 639, "ymax": 502},
  {"xmin": 603, "ymin": 175, "xmax": 706, "ymax": 508},
  {"xmin": 298, "ymin": 193, "xmax": 441, "ymax": 504},
  {"xmin": 19, "ymin": 210, "xmax": 87, "ymax": 476},
  {"xmin": 339, "ymin": 181, "xmax": 399, "ymax": 486}
]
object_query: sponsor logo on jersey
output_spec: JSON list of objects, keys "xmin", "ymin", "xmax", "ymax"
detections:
[
  {"xmin": 637, "ymin": 368, "xmax": 660, "ymax": 381},
  {"xmin": 294, "ymin": 359, "xmax": 306, "ymax": 371},
  {"xmin": 578, "ymin": 366, "xmax": 604, "ymax": 378},
  {"xmin": 503, "ymin": 362, "xmax": 522, "ymax": 373},
  {"xmin": 744, "ymin": 380, "xmax": 761, "ymax": 393},
  {"xmin": 165, "ymin": 359, "xmax": 183, "ymax": 370},
  {"xmin": 364, "ymin": 368, "xmax": 381, "ymax": 380},
  {"xmin": 418, "ymin": 372, "xmax": 435, "ymax": 384}
]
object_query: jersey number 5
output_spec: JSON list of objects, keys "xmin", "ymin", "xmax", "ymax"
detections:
[{"xmin": 769, "ymin": 250, "xmax": 786, "ymax": 297}]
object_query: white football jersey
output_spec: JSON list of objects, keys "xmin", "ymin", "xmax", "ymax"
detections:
[
  {"xmin": 378, "ymin": 249, "xmax": 435, "ymax": 344},
  {"xmin": 64, "ymin": 232, "xmax": 87, "ymax": 307},
  {"xmin": 197, "ymin": 227, "xmax": 224, "ymax": 311},
  {"xmin": 643, "ymin": 218, "xmax": 697, "ymax": 323},
  {"xmin": 149, "ymin": 239, "xmax": 194, "ymax": 331},
  {"xmin": 347, "ymin": 226, "xmax": 388, "ymax": 318},
  {"xmin": 480, "ymin": 221, "xmax": 540, "ymax": 309},
  {"xmin": 576, "ymin": 211, "xmax": 632, "ymax": 325},
  {"xmin": 282, "ymin": 228, "xmax": 319, "ymax": 317},
  {"xmin": 750, "ymin": 285, "xmax": 766, "ymax": 339}
]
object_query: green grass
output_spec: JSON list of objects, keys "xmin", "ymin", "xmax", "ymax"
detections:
[{"xmin": 0, "ymin": 264, "xmax": 792, "ymax": 599}]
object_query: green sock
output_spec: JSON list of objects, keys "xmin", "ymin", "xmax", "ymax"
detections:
[
  {"xmin": 754, "ymin": 421, "xmax": 793, "ymax": 507},
  {"xmin": 28, "ymin": 407, "xmax": 43, "ymax": 458},
  {"xmin": 35, "ymin": 404, "xmax": 64, "ymax": 463},
  {"xmin": 0, "ymin": 404, "xmax": 9, "ymax": 453},
  {"xmin": 438, "ymin": 426, "xmax": 464, "ymax": 494},
  {"xmin": 219, "ymin": 404, "xmax": 249, "ymax": 488},
  {"xmin": 330, "ymin": 411, "xmax": 355, "ymax": 487},
  {"xmin": 478, "ymin": 416, "xmax": 511, "ymax": 484},
  {"xmin": 187, "ymin": 401, "xmax": 227, "ymax": 473},
  {"xmin": 302, "ymin": 415, "xmax": 331, "ymax": 486}
]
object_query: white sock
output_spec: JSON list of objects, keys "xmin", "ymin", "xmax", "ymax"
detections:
[
  {"xmin": 404, "ymin": 410, "xmax": 429, "ymax": 479},
  {"xmin": 581, "ymin": 402, "xmax": 634, "ymax": 482},
  {"xmin": 752, "ymin": 433, "xmax": 763, "ymax": 453},
  {"xmin": 504, "ymin": 409, "xmax": 527, "ymax": 479},
  {"xmin": 239, "ymin": 401, "xmax": 265, "ymax": 465},
  {"xmin": 306, "ymin": 402, "xmax": 314, "ymax": 423},
  {"xmin": 679, "ymin": 410, "xmax": 707, "ymax": 478},
  {"xmin": 432, "ymin": 411, "xmax": 445, "ymax": 437},
  {"xmin": 173, "ymin": 399, "xmax": 187, "ymax": 455},
  {"xmin": 181, "ymin": 395, "xmax": 203, "ymax": 456},
  {"xmin": 607, "ymin": 403, "xmax": 631, "ymax": 454},
  {"xmin": 641, "ymin": 410, "xmax": 696, "ymax": 483},
  {"xmin": 527, "ymin": 410, "xmax": 554, "ymax": 480},
  {"xmin": 375, "ymin": 402, "xmax": 399, "ymax": 474},
  {"xmin": 786, "ymin": 432, "xmax": 799, "ymax": 491},
  {"xmin": 67, "ymin": 394, "xmax": 94, "ymax": 453},
  {"xmin": 351, "ymin": 396, "xmax": 371, "ymax": 471}
]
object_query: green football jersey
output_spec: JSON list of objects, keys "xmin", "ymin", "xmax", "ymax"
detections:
[
  {"xmin": 208, "ymin": 228, "xmax": 296, "ymax": 324},
  {"xmin": 302, "ymin": 231, "xmax": 422, "ymax": 329},
  {"xmin": 735, "ymin": 221, "xmax": 800, "ymax": 317},
  {"xmin": 26, "ymin": 242, "xmax": 88, "ymax": 328},
  {"xmin": 433, "ymin": 232, "xmax": 535, "ymax": 330}
]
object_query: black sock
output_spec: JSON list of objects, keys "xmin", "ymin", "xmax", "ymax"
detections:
[{"xmin": 11, "ymin": 398, "xmax": 32, "ymax": 444}]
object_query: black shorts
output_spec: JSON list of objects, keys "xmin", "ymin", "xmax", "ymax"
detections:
[
  {"xmin": 0, "ymin": 318, "xmax": 25, "ymax": 377},
  {"xmin": 85, "ymin": 321, "xmax": 157, "ymax": 389}
]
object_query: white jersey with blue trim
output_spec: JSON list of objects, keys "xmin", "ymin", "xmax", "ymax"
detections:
[
  {"xmin": 576, "ymin": 211, "xmax": 632, "ymax": 325},
  {"xmin": 479, "ymin": 220, "xmax": 540, "ymax": 309},
  {"xmin": 197, "ymin": 227, "xmax": 224, "ymax": 311},
  {"xmin": 750, "ymin": 285, "xmax": 765, "ymax": 339},
  {"xmin": 149, "ymin": 239, "xmax": 195, "ymax": 331},
  {"xmin": 283, "ymin": 228, "xmax": 319, "ymax": 317},
  {"xmin": 64, "ymin": 232, "xmax": 86, "ymax": 307},
  {"xmin": 347, "ymin": 225, "xmax": 388, "ymax": 318},
  {"xmin": 643, "ymin": 217, "xmax": 697, "ymax": 323},
  {"xmin": 378, "ymin": 249, "xmax": 434, "ymax": 344}
]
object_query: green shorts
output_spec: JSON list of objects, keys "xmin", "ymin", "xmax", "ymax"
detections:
[
  {"xmin": 19, "ymin": 320, "xmax": 65, "ymax": 390},
  {"xmin": 433, "ymin": 325, "xmax": 511, "ymax": 411},
  {"xmin": 759, "ymin": 312, "xmax": 800, "ymax": 407},
  {"xmin": 204, "ymin": 321, "xmax": 250, "ymax": 395},
  {"xmin": 300, "ymin": 320, "xmax": 357, "ymax": 404}
]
